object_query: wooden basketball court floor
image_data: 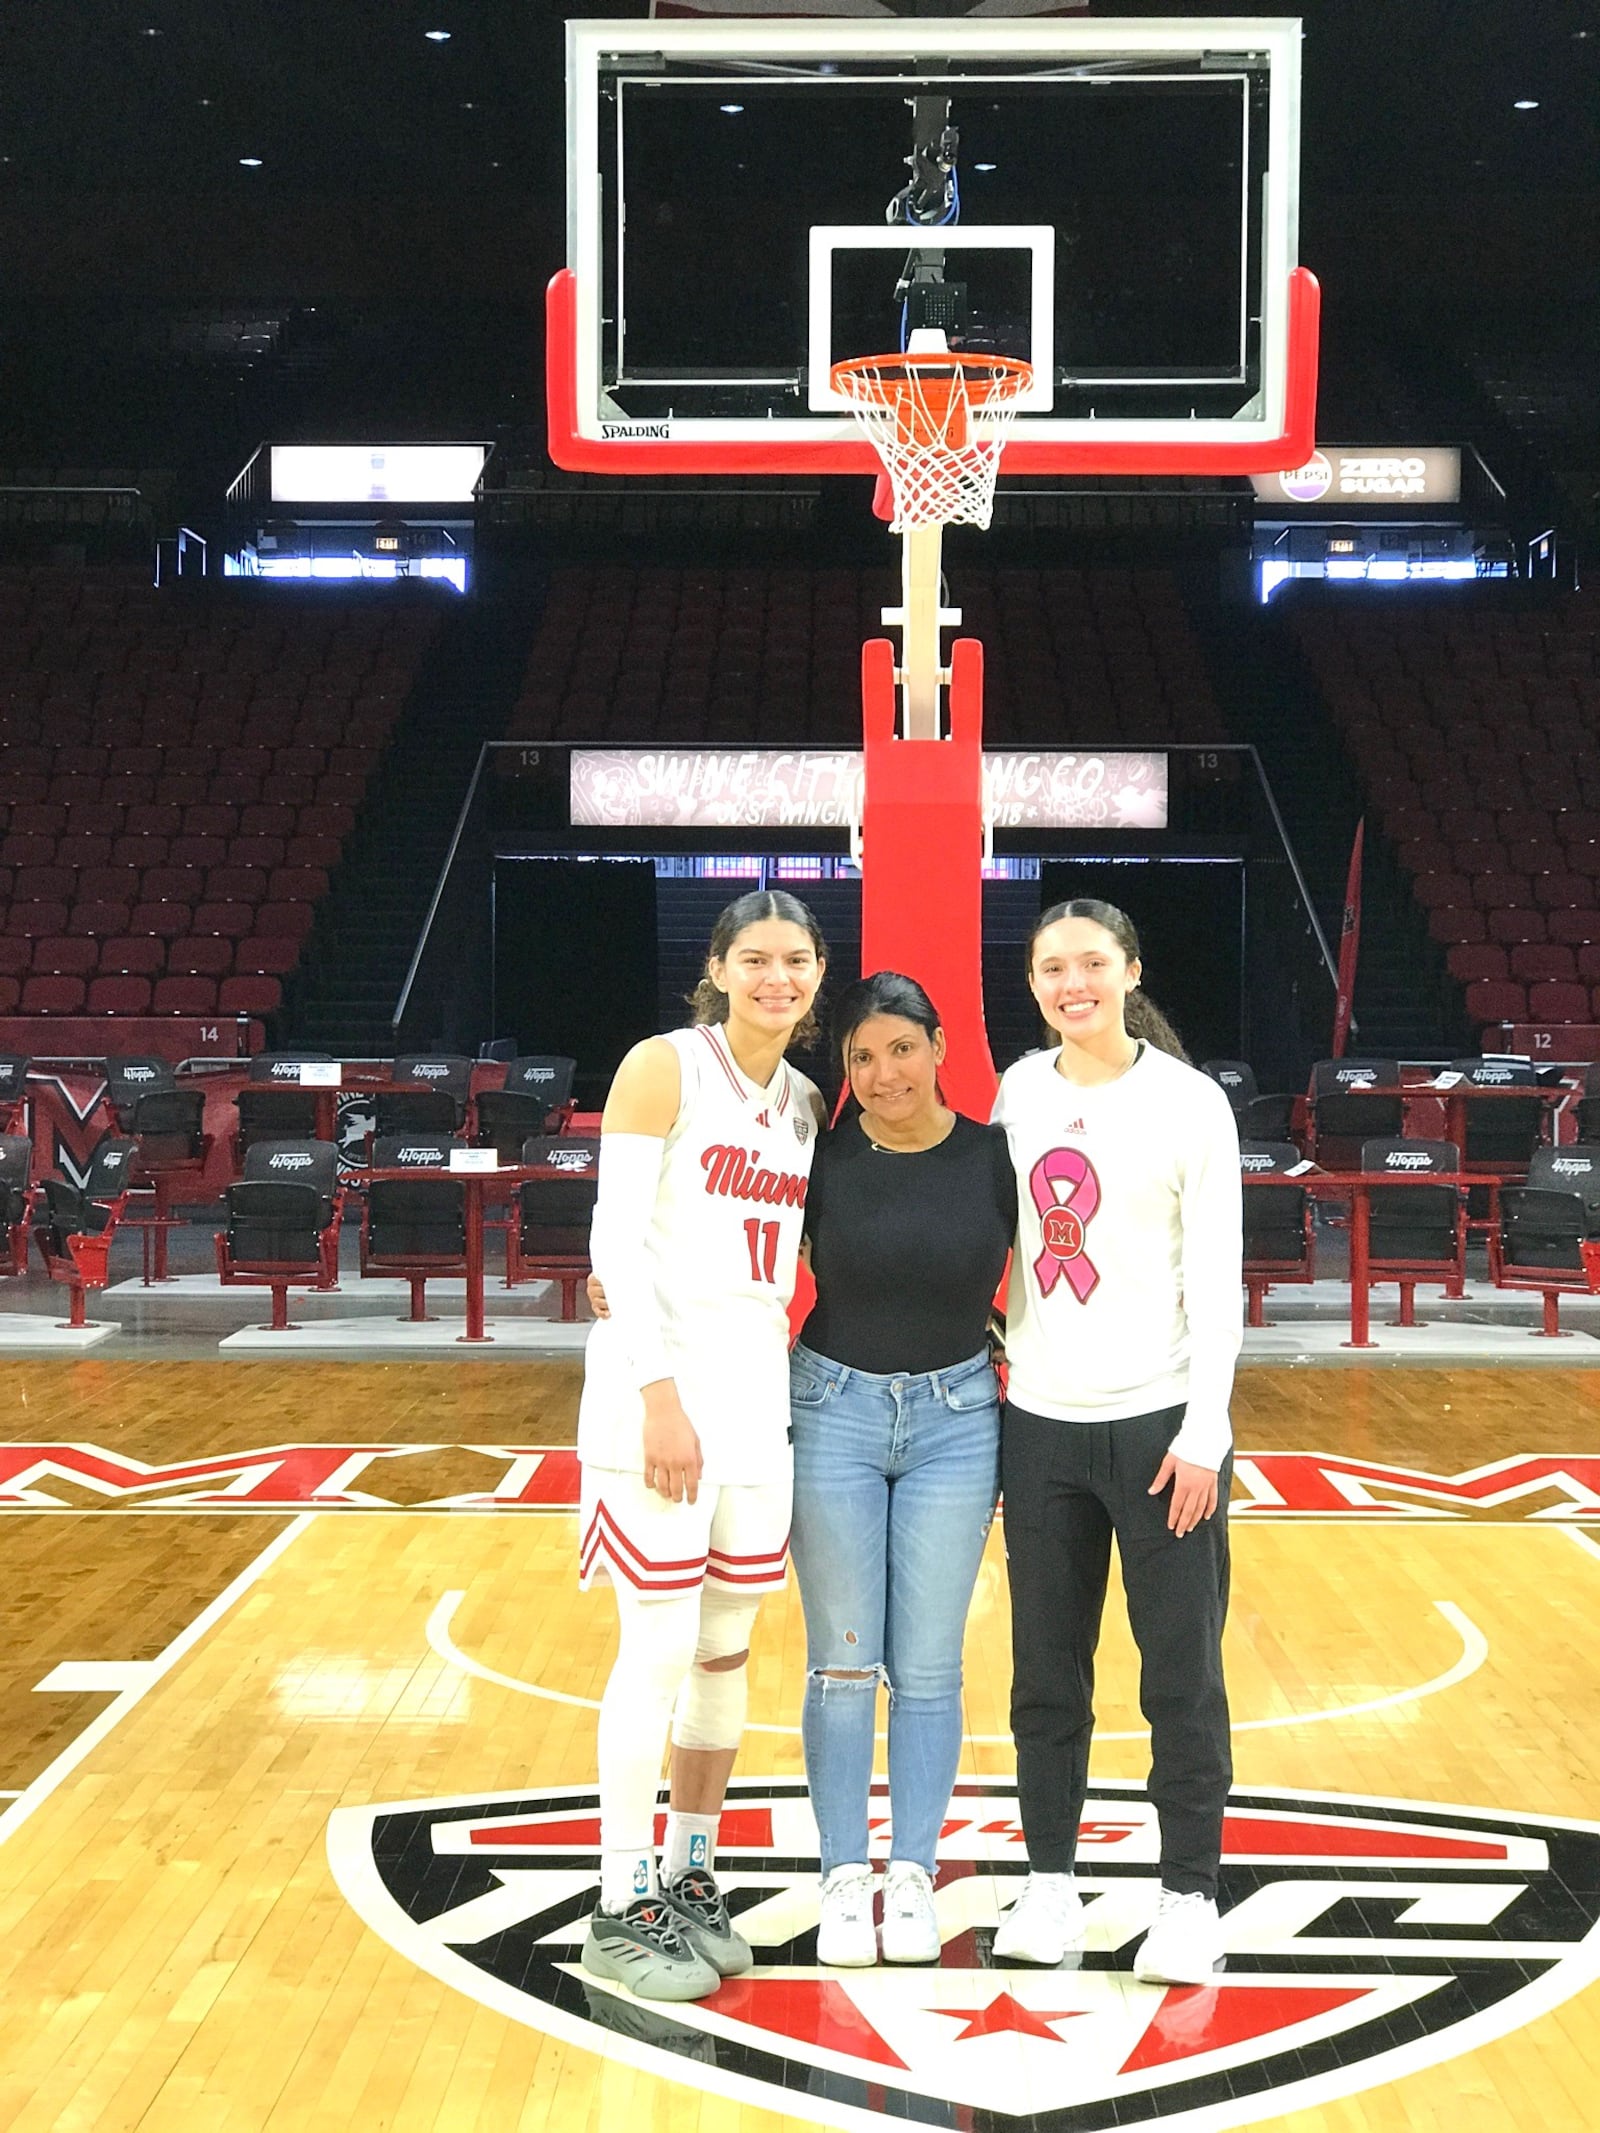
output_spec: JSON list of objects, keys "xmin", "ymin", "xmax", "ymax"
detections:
[{"xmin": 1, "ymin": 1349, "xmax": 1598, "ymax": 2132}]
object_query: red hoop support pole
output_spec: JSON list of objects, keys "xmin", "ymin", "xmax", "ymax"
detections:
[{"xmin": 859, "ymin": 635, "xmax": 996, "ymax": 1123}]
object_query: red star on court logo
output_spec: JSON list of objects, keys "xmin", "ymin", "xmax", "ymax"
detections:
[{"xmin": 931, "ymin": 1991, "xmax": 1086, "ymax": 2043}]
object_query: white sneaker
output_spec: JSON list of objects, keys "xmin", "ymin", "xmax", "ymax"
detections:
[
  {"xmin": 816, "ymin": 1863, "xmax": 878, "ymax": 1967},
  {"xmin": 992, "ymin": 1873, "xmax": 1085, "ymax": 1964},
  {"xmin": 1133, "ymin": 1889, "xmax": 1224, "ymax": 1985},
  {"xmin": 880, "ymin": 1861, "xmax": 941, "ymax": 1963}
]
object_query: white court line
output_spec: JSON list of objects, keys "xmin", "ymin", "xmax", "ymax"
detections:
[
  {"xmin": 0, "ymin": 1513, "xmax": 315, "ymax": 1851},
  {"xmin": 1564, "ymin": 1526, "xmax": 1600, "ymax": 1567},
  {"xmin": 425, "ymin": 1591, "xmax": 1487, "ymax": 1746}
]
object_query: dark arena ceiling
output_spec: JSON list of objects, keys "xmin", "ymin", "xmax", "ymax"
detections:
[{"xmin": 0, "ymin": 0, "xmax": 1594, "ymax": 462}]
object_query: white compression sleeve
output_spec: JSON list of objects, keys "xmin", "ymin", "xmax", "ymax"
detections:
[{"xmin": 589, "ymin": 1131, "xmax": 673, "ymax": 1390}]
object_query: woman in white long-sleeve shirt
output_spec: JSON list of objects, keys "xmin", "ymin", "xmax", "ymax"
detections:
[{"xmin": 989, "ymin": 897, "xmax": 1243, "ymax": 1988}]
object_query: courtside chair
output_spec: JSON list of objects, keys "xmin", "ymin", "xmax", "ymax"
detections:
[
  {"xmin": 0, "ymin": 1135, "xmax": 35, "ymax": 1276},
  {"xmin": 473, "ymin": 1056, "xmax": 578, "ymax": 1161},
  {"xmin": 372, "ymin": 1056, "xmax": 473, "ymax": 1139},
  {"xmin": 216, "ymin": 1140, "xmax": 343, "ymax": 1331},
  {"xmin": 1238, "ymin": 1141, "xmax": 1316, "ymax": 1326},
  {"xmin": 1445, "ymin": 1056, "xmax": 1549, "ymax": 1176},
  {"xmin": 505, "ymin": 1134, "xmax": 600, "ymax": 1321},
  {"xmin": 1358, "ymin": 1138, "xmax": 1468, "ymax": 1326},
  {"xmin": 1201, "ymin": 1059, "xmax": 1295, "ymax": 1144},
  {"xmin": 0, "ymin": 1055, "xmax": 28, "ymax": 1135},
  {"xmin": 359, "ymin": 1134, "xmax": 465, "ymax": 1322},
  {"xmin": 234, "ymin": 1052, "xmax": 335, "ymax": 1163},
  {"xmin": 105, "ymin": 1058, "xmax": 211, "ymax": 1283},
  {"xmin": 1308, "ymin": 1059, "xmax": 1404, "ymax": 1169},
  {"xmin": 1492, "ymin": 1145, "xmax": 1600, "ymax": 1337},
  {"xmin": 32, "ymin": 1135, "xmax": 139, "ymax": 1329},
  {"xmin": 1576, "ymin": 1066, "xmax": 1600, "ymax": 1144}
]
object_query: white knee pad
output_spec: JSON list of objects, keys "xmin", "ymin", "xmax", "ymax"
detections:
[{"xmin": 670, "ymin": 1586, "xmax": 762, "ymax": 1753}]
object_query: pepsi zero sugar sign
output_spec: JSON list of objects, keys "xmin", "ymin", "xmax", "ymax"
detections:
[{"xmin": 328, "ymin": 1776, "xmax": 1600, "ymax": 2133}]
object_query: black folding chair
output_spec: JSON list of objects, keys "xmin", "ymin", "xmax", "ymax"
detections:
[
  {"xmin": 0, "ymin": 1134, "xmax": 34, "ymax": 1276},
  {"xmin": 106, "ymin": 1058, "xmax": 211, "ymax": 1282},
  {"xmin": 1359, "ymin": 1137, "xmax": 1466, "ymax": 1324},
  {"xmin": 1446, "ymin": 1057, "xmax": 1548, "ymax": 1175},
  {"xmin": 372, "ymin": 1057, "xmax": 473, "ymax": 1139},
  {"xmin": 505, "ymin": 1134, "xmax": 599, "ymax": 1321},
  {"xmin": 1239, "ymin": 1140, "xmax": 1315, "ymax": 1325},
  {"xmin": 1309, "ymin": 1059, "xmax": 1403, "ymax": 1169},
  {"xmin": 32, "ymin": 1135, "xmax": 139, "ymax": 1328},
  {"xmin": 360, "ymin": 1132, "xmax": 466, "ymax": 1321},
  {"xmin": 216, "ymin": 1139, "xmax": 343, "ymax": 1330},
  {"xmin": 0, "ymin": 1054, "xmax": 31, "ymax": 1136},
  {"xmin": 1493, "ymin": 1144, "xmax": 1600, "ymax": 1337},
  {"xmin": 236, "ymin": 1053, "xmax": 337, "ymax": 1161},
  {"xmin": 473, "ymin": 1056, "xmax": 578, "ymax": 1161},
  {"xmin": 1202, "ymin": 1060, "xmax": 1295, "ymax": 1144}
]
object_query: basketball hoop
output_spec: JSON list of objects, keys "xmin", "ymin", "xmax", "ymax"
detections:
[{"xmin": 831, "ymin": 346, "xmax": 1033, "ymax": 533}]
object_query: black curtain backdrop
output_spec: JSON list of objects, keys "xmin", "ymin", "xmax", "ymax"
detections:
[
  {"xmin": 493, "ymin": 859, "xmax": 657, "ymax": 1108},
  {"xmin": 1036, "ymin": 860, "xmax": 1243, "ymax": 1068}
]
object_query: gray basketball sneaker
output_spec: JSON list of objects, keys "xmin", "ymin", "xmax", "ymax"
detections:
[
  {"xmin": 663, "ymin": 1867, "xmax": 754, "ymax": 1977},
  {"xmin": 581, "ymin": 1895, "xmax": 721, "ymax": 2001}
]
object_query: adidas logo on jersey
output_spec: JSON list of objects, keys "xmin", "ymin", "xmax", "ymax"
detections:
[{"xmin": 1060, "ymin": 1116, "xmax": 1086, "ymax": 1134}]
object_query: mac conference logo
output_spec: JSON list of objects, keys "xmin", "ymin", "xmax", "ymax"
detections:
[{"xmin": 328, "ymin": 1776, "xmax": 1600, "ymax": 2133}]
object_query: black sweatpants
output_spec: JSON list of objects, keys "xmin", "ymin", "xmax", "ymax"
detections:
[{"xmin": 1002, "ymin": 1400, "xmax": 1232, "ymax": 1899}]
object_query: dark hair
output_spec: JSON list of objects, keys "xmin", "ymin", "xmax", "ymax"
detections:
[
  {"xmin": 688, "ymin": 890, "xmax": 828, "ymax": 1045},
  {"xmin": 1026, "ymin": 897, "xmax": 1189, "ymax": 1062},
  {"xmin": 831, "ymin": 970, "xmax": 941, "ymax": 1065}
]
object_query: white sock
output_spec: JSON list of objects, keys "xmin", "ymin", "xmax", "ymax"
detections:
[
  {"xmin": 601, "ymin": 1847, "xmax": 657, "ymax": 1914},
  {"xmin": 663, "ymin": 1810, "xmax": 720, "ymax": 1883}
]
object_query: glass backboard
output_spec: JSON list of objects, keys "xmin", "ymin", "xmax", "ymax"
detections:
[{"xmin": 550, "ymin": 16, "xmax": 1317, "ymax": 475}]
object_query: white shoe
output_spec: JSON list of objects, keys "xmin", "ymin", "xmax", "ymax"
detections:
[
  {"xmin": 1133, "ymin": 1889, "xmax": 1224, "ymax": 1985},
  {"xmin": 992, "ymin": 1873, "xmax": 1085, "ymax": 1963},
  {"xmin": 880, "ymin": 1861, "xmax": 940, "ymax": 1963},
  {"xmin": 816, "ymin": 1864, "xmax": 878, "ymax": 1967}
]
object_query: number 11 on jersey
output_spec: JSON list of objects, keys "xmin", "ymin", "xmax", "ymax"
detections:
[{"xmin": 743, "ymin": 1218, "xmax": 780, "ymax": 1284}]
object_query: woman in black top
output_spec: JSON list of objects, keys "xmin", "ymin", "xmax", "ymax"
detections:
[{"xmin": 791, "ymin": 971, "xmax": 1016, "ymax": 1969}]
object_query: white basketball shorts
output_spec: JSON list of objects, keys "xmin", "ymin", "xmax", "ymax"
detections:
[{"xmin": 578, "ymin": 1464, "xmax": 792, "ymax": 1600}]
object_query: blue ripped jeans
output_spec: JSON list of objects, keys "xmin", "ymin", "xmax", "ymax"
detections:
[{"xmin": 788, "ymin": 1341, "xmax": 1001, "ymax": 1875}]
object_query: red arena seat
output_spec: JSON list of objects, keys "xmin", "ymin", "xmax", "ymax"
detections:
[
  {"xmin": 218, "ymin": 975, "xmax": 282, "ymax": 1016},
  {"xmin": 1464, "ymin": 979, "xmax": 1527, "ymax": 1024},
  {"xmin": 1528, "ymin": 980, "xmax": 1591, "ymax": 1023},
  {"xmin": 99, "ymin": 936, "xmax": 167, "ymax": 977},
  {"xmin": 21, "ymin": 974, "xmax": 88, "ymax": 1014}
]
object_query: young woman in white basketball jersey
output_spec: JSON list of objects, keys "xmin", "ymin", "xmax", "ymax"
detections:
[
  {"xmin": 990, "ymin": 898, "xmax": 1242, "ymax": 1987},
  {"xmin": 579, "ymin": 890, "xmax": 827, "ymax": 2002}
]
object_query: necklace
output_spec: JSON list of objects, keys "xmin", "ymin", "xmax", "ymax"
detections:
[
  {"xmin": 861, "ymin": 1110, "xmax": 957, "ymax": 1154},
  {"xmin": 1054, "ymin": 1038, "xmax": 1144, "ymax": 1089}
]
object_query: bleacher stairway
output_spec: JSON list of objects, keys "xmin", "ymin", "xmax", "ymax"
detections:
[
  {"xmin": 284, "ymin": 591, "xmax": 538, "ymax": 1055},
  {"xmin": 1193, "ymin": 586, "xmax": 1460, "ymax": 1059}
]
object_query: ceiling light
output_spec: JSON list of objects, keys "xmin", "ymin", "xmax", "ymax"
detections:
[
  {"xmin": 1513, "ymin": 98, "xmax": 1540, "ymax": 109},
  {"xmin": 973, "ymin": 162, "xmax": 997, "ymax": 172},
  {"xmin": 720, "ymin": 103, "xmax": 744, "ymax": 114},
  {"xmin": 425, "ymin": 28, "xmax": 451, "ymax": 41},
  {"xmin": 239, "ymin": 157, "xmax": 263, "ymax": 168}
]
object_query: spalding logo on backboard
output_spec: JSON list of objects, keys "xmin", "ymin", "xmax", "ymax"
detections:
[{"xmin": 328, "ymin": 1777, "xmax": 1600, "ymax": 2133}]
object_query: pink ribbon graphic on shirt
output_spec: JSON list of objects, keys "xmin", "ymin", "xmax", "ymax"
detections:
[{"xmin": 1030, "ymin": 1147, "xmax": 1102, "ymax": 1302}]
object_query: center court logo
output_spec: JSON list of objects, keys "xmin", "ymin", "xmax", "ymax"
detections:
[{"xmin": 327, "ymin": 1776, "xmax": 1600, "ymax": 2133}]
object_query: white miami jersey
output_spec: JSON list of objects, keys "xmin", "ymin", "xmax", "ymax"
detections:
[{"xmin": 579, "ymin": 1024, "xmax": 819, "ymax": 1484}]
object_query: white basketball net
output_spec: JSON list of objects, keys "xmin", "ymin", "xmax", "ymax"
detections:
[{"xmin": 832, "ymin": 350, "xmax": 1033, "ymax": 533}]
